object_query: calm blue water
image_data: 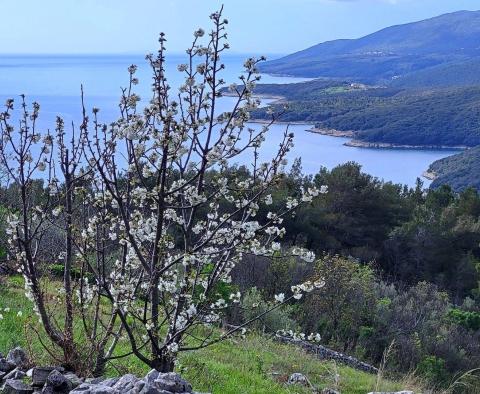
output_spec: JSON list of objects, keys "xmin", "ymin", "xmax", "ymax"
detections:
[{"xmin": 0, "ymin": 54, "xmax": 457, "ymax": 187}]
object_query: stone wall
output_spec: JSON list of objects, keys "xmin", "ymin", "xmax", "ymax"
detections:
[{"xmin": 275, "ymin": 335, "xmax": 379, "ymax": 374}]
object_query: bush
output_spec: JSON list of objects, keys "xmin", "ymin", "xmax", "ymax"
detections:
[
  {"xmin": 448, "ymin": 308, "xmax": 480, "ymax": 331},
  {"xmin": 417, "ymin": 356, "xmax": 449, "ymax": 388},
  {"xmin": 300, "ymin": 255, "xmax": 376, "ymax": 351},
  {"xmin": 242, "ymin": 288, "xmax": 299, "ymax": 334},
  {"xmin": 48, "ymin": 264, "xmax": 88, "ymax": 280}
]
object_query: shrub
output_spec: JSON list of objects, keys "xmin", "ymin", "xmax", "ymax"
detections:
[
  {"xmin": 242, "ymin": 288, "xmax": 299, "ymax": 334},
  {"xmin": 448, "ymin": 308, "xmax": 480, "ymax": 331},
  {"xmin": 417, "ymin": 356, "xmax": 449, "ymax": 388}
]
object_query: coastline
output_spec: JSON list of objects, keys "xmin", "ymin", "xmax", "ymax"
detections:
[
  {"xmin": 308, "ymin": 127, "xmax": 355, "ymax": 138},
  {"xmin": 249, "ymin": 121, "xmax": 469, "ymax": 151},
  {"xmin": 422, "ymin": 170, "xmax": 437, "ymax": 181},
  {"xmin": 222, "ymin": 91, "xmax": 287, "ymax": 104},
  {"xmin": 248, "ymin": 119, "xmax": 314, "ymax": 125}
]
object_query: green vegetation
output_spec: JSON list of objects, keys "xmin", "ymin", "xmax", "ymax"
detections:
[
  {"xmin": 391, "ymin": 58, "xmax": 480, "ymax": 89},
  {"xmin": 253, "ymin": 10, "xmax": 480, "ymax": 190},
  {"xmin": 428, "ymin": 146, "xmax": 480, "ymax": 191},
  {"xmin": 260, "ymin": 10, "xmax": 480, "ymax": 83},
  {"xmin": 2, "ymin": 163, "xmax": 480, "ymax": 391},
  {"xmin": 235, "ymin": 163, "xmax": 480, "ymax": 389},
  {"xmin": 251, "ymin": 82, "xmax": 480, "ymax": 147},
  {"xmin": 0, "ymin": 276, "xmax": 409, "ymax": 394}
]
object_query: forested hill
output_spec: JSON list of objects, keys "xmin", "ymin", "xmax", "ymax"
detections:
[
  {"xmin": 390, "ymin": 58, "xmax": 480, "ymax": 89},
  {"xmin": 429, "ymin": 146, "xmax": 480, "ymax": 191},
  {"xmin": 260, "ymin": 10, "xmax": 480, "ymax": 84},
  {"xmin": 250, "ymin": 82, "xmax": 480, "ymax": 147}
]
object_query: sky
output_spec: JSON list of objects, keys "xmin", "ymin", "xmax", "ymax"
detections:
[{"xmin": 1, "ymin": 0, "xmax": 479, "ymax": 56}]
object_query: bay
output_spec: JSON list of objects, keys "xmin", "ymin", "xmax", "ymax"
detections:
[{"xmin": 0, "ymin": 54, "xmax": 456, "ymax": 187}]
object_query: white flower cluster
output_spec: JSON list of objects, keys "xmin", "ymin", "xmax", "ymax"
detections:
[
  {"xmin": 277, "ymin": 329, "xmax": 322, "ymax": 343},
  {"xmin": 290, "ymin": 278, "xmax": 326, "ymax": 300}
]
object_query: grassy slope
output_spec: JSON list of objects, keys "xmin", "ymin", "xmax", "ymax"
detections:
[{"xmin": 0, "ymin": 276, "xmax": 412, "ymax": 394}]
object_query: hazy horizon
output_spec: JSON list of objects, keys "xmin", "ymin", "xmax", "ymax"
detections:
[{"xmin": 1, "ymin": 1, "xmax": 479, "ymax": 56}]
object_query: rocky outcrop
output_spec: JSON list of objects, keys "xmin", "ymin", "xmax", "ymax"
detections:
[
  {"xmin": 70, "ymin": 370, "xmax": 203, "ymax": 394},
  {"xmin": 3, "ymin": 379, "xmax": 34, "ymax": 394},
  {"xmin": 287, "ymin": 373, "xmax": 310, "ymax": 386},
  {"xmin": 6, "ymin": 348, "xmax": 29, "ymax": 371},
  {"xmin": 0, "ymin": 347, "xmax": 206, "ymax": 394}
]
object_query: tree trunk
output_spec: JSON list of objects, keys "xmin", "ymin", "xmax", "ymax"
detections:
[{"xmin": 152, "ymin": 355, "xmax": 175, "ymax": 372}]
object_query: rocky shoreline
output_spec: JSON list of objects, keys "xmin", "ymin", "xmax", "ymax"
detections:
[
  {"xmin": 253, "ymin": 123, "xmax": 468, "ymax": 151},
  {"xmin": 248, "ymin": 119, "xmax": 314, "ymax": 125},
  {"xmin": 344, "ymin": 139, "xmax": 468, "ymax": 151},
  {"xmin": 308, "ymin": 127, "xmax": 355, "ymax": 138},
  {"xmin": 422, "ymin": 170, "xmax": 437, "ymax": 181}
]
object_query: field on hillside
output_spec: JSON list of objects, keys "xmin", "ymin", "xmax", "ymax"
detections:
[{"xmin": 0, "ymin": 276, "xmax": 414, "ymax": 394}]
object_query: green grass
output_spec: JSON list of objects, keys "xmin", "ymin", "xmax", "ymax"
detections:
[
  {"xmin": 0, "ymin": 276, "xmax": 414, "ymax": 393},
  {"xmin": 323, "ymin": 86, "xmax": 351, "ymax": 94}
]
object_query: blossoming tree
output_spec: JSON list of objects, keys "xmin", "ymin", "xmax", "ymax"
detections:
[
  {"xmin": 1, "ymin": 8, "xmax": 326, "ymax": 373},
  {"xmin": 0, "ymin": 96, "xmax": 121, "ymax": 374}
]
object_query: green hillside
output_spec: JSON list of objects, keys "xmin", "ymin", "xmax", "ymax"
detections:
[
  {"xmin": 260, "ymin": 10, "xmax": 480, "ymax": 83},
  {"xmin": 251, "ymin": 83, "xmax": 480, "ymax": 147},
  {"xmin": 391, "ymin": 58, "xmax": 480, "ymax": 89},
  {"xmin": 0, "ymin": 276, "xmax": 412, "ymax": 394},
  {"xmin": 429, "ymin": 146, "xmax": 480, "ymax": 191}
]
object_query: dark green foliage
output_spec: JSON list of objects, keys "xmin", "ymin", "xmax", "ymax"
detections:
[
  {"xmin": 391, "ymin": 58, "xmax": 480, "ymax": 89},
  {"xmin": 300, "ymin": 255, "xmax": 376, "ymax": 352},
  {"xmin": 384, "ymin": 186, "xmax": 480, "ymax": 301},
  {"xmin": 416, "ymin": 356, "xmax": 449, "ymax": 387},
  {"xmin": 448, "ymin": 308, "xmax": 480, "ymax": 331},
  {"xmin": 50, "ymin": 264, "xmax": 78, "ymax": 278},
  {"xmin": 429, "ymin": 146, "xmax": 480, "ymax": 191},
  {"xmin": 48, "ymin": 264, "xmax": 93, "ymax": 280}
]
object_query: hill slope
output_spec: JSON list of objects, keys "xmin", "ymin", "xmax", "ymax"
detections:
[
  {"xmin": 251, "ymin": 82, "xmax": 480, "ymax": 147},
  {"xmin": 0, "ymin": 276, "xmax": 412, "ymax": 394},
  {"xmin": 390, "ymin": 58, "xmax": 480, "ymax": 89},
  {"xmin": 261, "ymin": 10, "xmax": 480, "ymax": 83},
  {"xmin": 429, "ymin": 146, "xmax": 480, "ymax": 191}
]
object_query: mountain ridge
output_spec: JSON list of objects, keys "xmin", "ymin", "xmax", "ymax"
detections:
[{"xmin": 261, "ymin": 10, "xmax": 480, "ymax": 83}]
